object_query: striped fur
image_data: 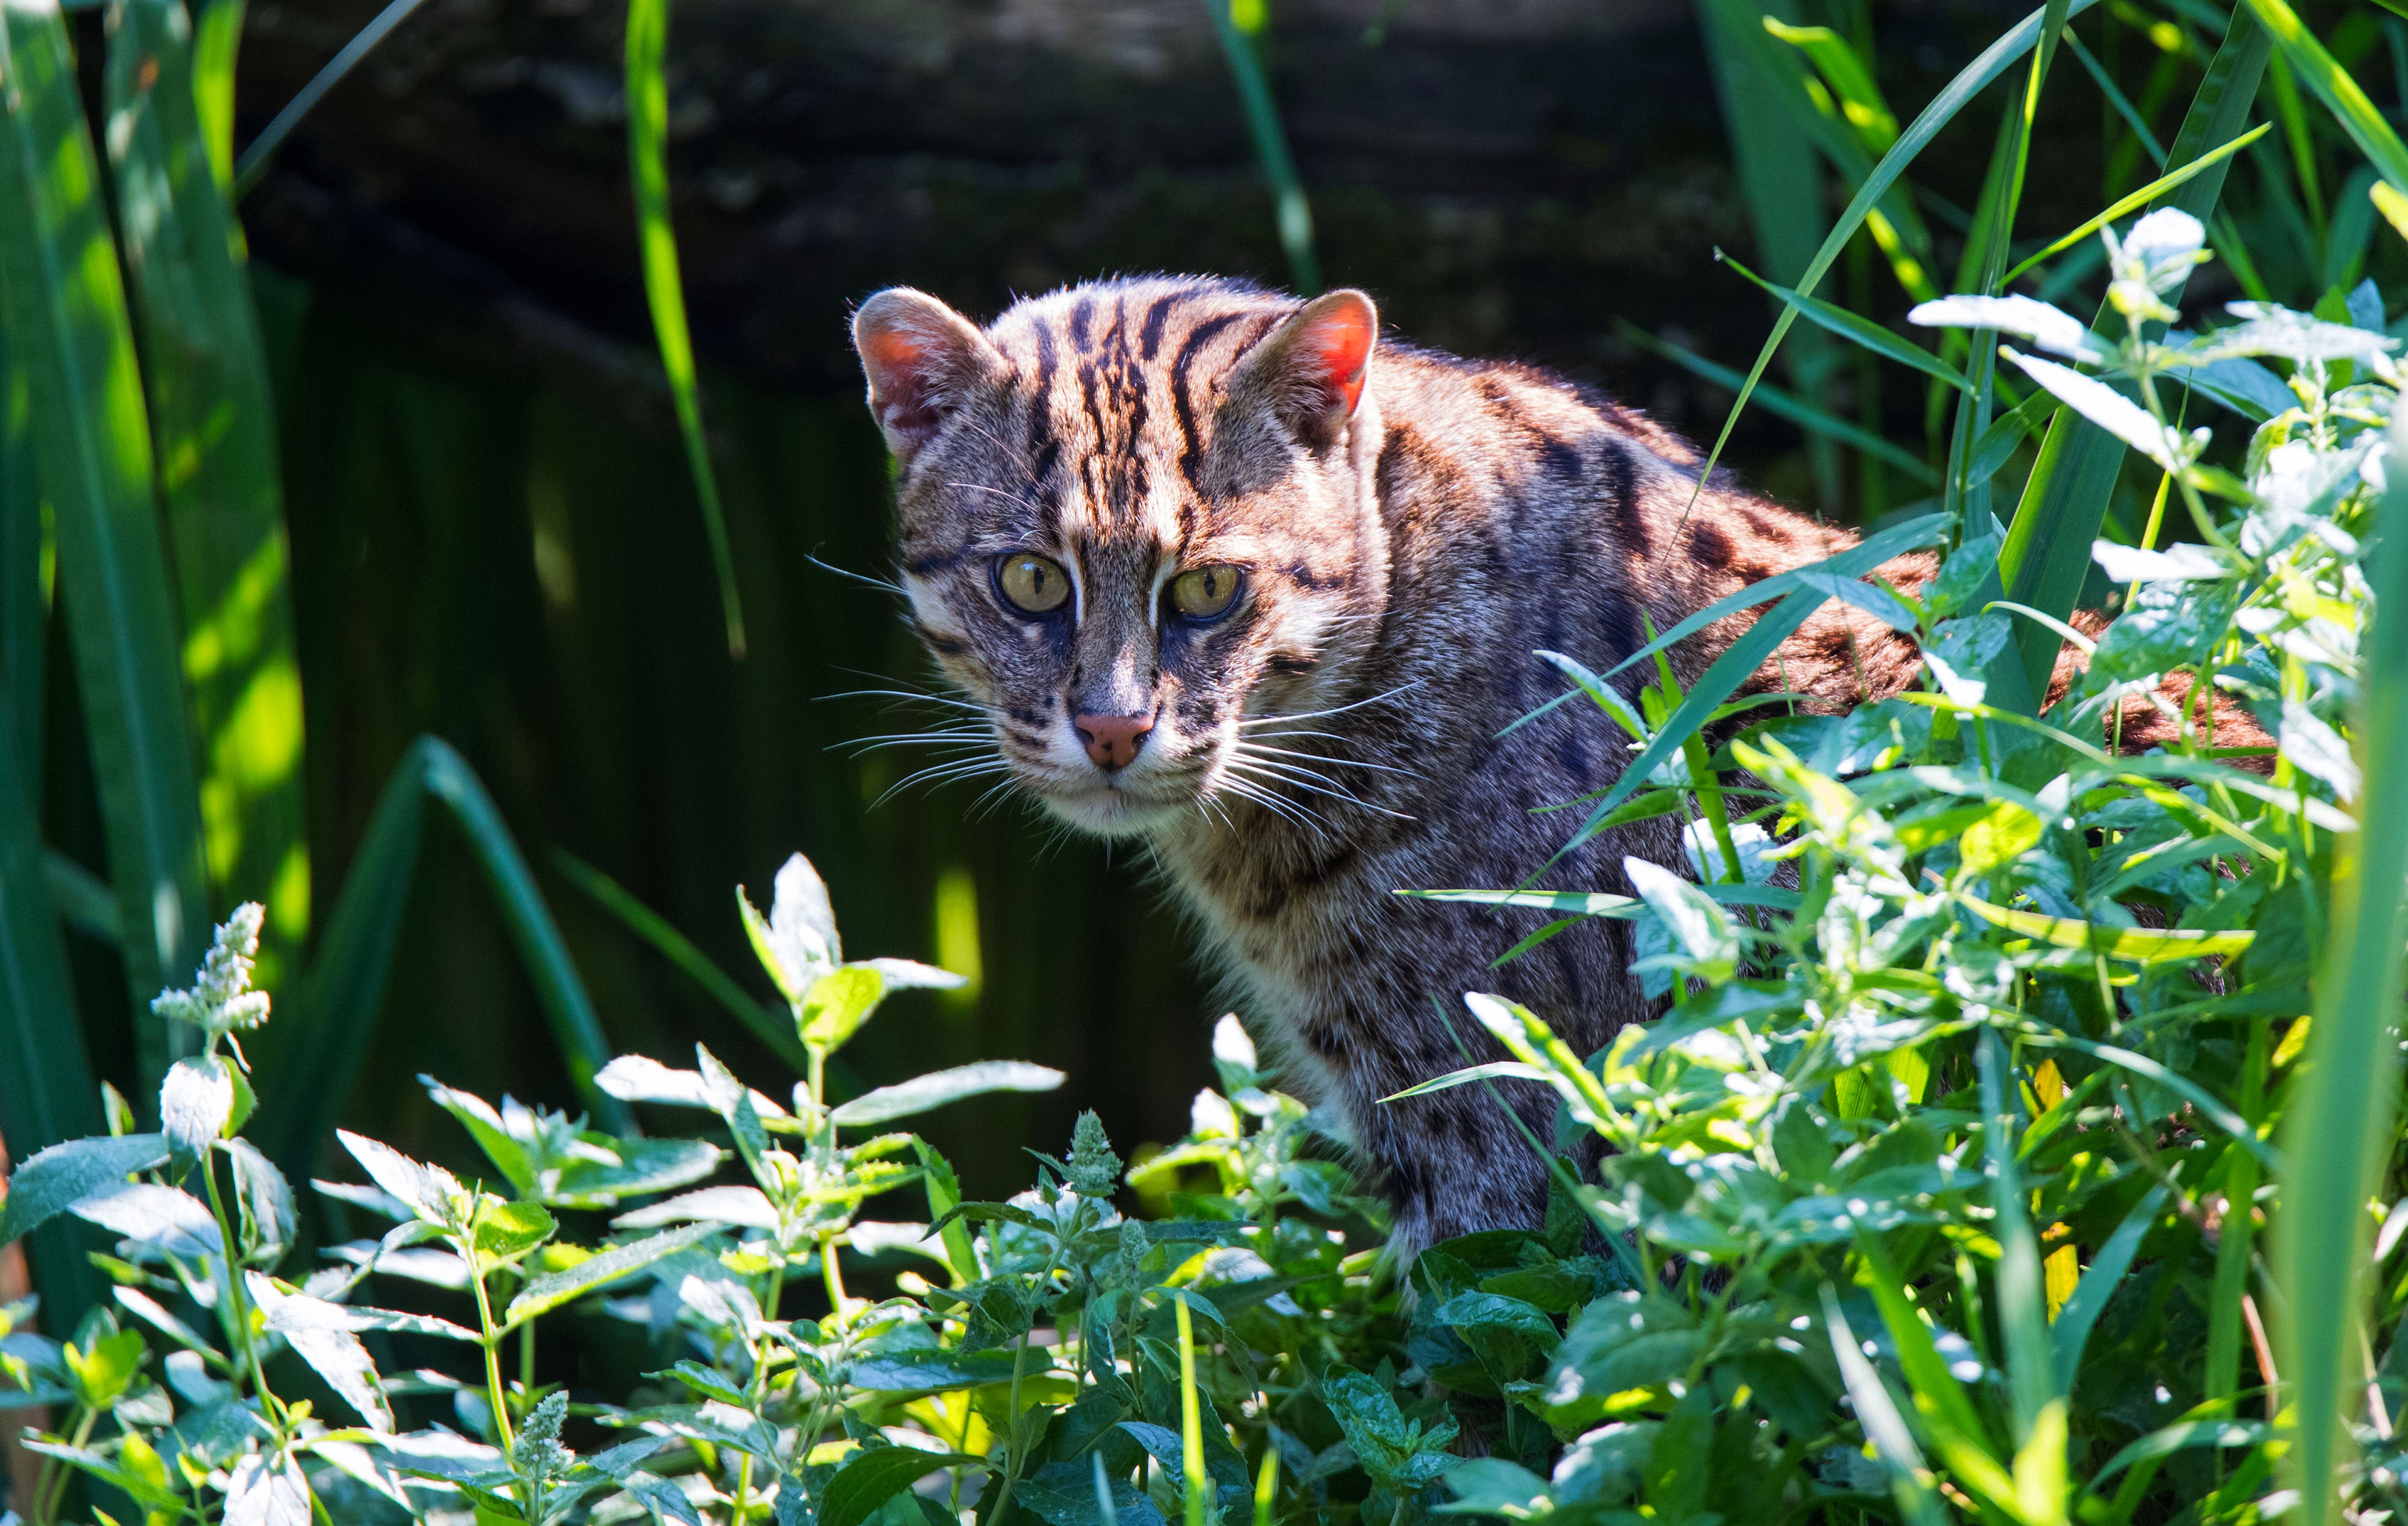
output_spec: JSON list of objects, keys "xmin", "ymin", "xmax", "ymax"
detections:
[{"xmin": 852, "ymin": 275, "xmax": 1940, "ymax": 1256}]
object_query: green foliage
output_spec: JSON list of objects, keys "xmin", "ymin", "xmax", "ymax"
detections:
[
  {"xmin": 1398, "ymin": 129, "xmax": 2408, "ymax": 1526},
  {"xmin": 9, "ymin": 1, "xmax": 2408, "ymax": 1523},
  {"xmin": 0, "ymin": 862, "xmax": 1410, "ymax": 1526}
]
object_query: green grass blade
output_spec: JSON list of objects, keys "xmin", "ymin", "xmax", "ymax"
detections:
[
  {"xmin": 1978, "ymin": 1030, "xmax": 2056, "ymax": 1439},
  {"xmin": 261, "ymin": 737, "xmax": 632, "ymax": 1179},
  {"xmin": 43, "ymin": 851, "xmax": 120, "ymax": 945},
  {"xmin": 1990, "ymin": 6, "xmax": 2271, "ymax": 706},
  {"xmin": 625, "ymin": 0, "xmax": 746, "ymax": 657},
  {"xmin": 1553, "ymin": 586, "xmax": 1829, "ymax": 863},
  {"xmin": 0, "ymin": 344, "xmax": 39, "ymax": 788},
  {"xmin": 551, "ymin": 848, "xmax": 808, "ymax": 1073},
  {"xmin": 2049, "ymin": 1184, "xmax": 2168, "ymax": 1392},
  {"xmin": 191, "ymin": 0, "xmax": 243, "ymax": 190},
  {"xmin": 1617, "ymin": 322, "xmax": 1938, "ymax": 483},
  {"xmin": 2000, "ymin": 121, "xmax": 2271, "ymax": 284},
  {"xmin": 2277, "ymin": 423, "xmax": 2408, "ymax": 1526},
  {"xmin": 2240, "ymin": 0, "xmax": 2408, "ymax": 194},
  {"xmin": 230, "ymin": 0, "xmax": 430, "ymax": 198},
  {"xmin": 1597, "ymin": 511, "xmax": 1946, "ymax": 683},
  {"xmin": 255, "ymin": 740, "xmax": 428, "ymax": 1177},
  {"xmin": 1700, "ymin": 0, "xmax": 1844, "ymax": 508},
  {"xmin": 0, "ymin": 706, "xmax": 108, "ymax": 1333},
  {"xmin": 2062, "ymin": 26, "xmax": 2168, "ymax": 171},
  {"xmin": 107, "ymin": 0, "xmax": 310, "ymax": 987},
  {"xmin": 1855, "ymin": 1236, "xmax": 1993, "ymax": 1448},
  {"xmin": 1715, "ymin": 248, "xmax": 1969, "ymax": 393},
  {"xmin": 1942, "ymin": 0, "xmax": 2069, "ymax": 530},
  {"xmin": 0, "ymin": 0, "xmax": 211, "ymax": 1093},
  {"xmin": 415, "ymin": 740, "xmax": 630, "ymax": 1133},
  {"xmin": 1820, "ymin": 1286, "xmax": 1952, "ymax": 1526},
  {"xmin": 1762, "ymin": 16, "xmax": 1897, "ymax": 151},
  {"xmin": 1201, "ymin": 0, "xmax": 1319, "ymax": 294},
  {"xmin": 1682, "ymin": 0, "xmax": 2101, "ymax": 517}
]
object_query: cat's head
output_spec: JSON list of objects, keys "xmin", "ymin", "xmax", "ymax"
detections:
[{"xmin": 851, "ymin": 277, "xmax": 1385, "ymax": 837}]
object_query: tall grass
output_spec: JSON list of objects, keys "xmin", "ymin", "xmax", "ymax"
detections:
[{"xmin": 0, "ymin": 0, "xmax": 658, "ymax": 1343}]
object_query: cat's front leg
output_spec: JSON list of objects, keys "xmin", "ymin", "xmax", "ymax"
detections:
[{"xmin": 1354, "ymin": 1072, "xmax": 1558, "ymax": 1267}]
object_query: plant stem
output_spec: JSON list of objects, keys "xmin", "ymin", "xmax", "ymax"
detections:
[
  {"xmin": 470, "ymin": 1265, "xmax": 518, "ymax": 1454},
  {"xmin": 34, "ymin": 1407, "xmax": 94, "ymax": 1526},
  {"xmin": 821, "ymin": 1235, "xmax": 848, "ymax": 1313},
  {"xmin": 199, "ymin": 1143, "xmax": 282, "ymax": 1423},
  {"xmin": 986, "ymin": 1322, "xmax": 1037, "ymax": 1522},
  {"xmin": 732, "ymin": 1261, "xmax": 788, "ymax": 1523}
]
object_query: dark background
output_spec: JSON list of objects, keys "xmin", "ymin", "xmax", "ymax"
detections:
[{"xmin": 42, "ymin": 0, "xmax": 2217, "ymax": 1197}]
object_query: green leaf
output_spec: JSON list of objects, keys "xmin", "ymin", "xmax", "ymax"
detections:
[
  {"xmin": 160, "ymin": 1055, "xmax": 235, "ymax": 1155},
  {"xmin": 502, "ymin": 1222, "xmax": 719, "ymax": 1328},
  {"xmin": 828, "ymin": 1061, "xmax": 1067, "ymax": 1128},
  {"xmin": 0, "ymin": 711, "xmax": 110, "ymax": 1330},
  {"xmin": 0, "ymin": 0, "xmax": 210, "ymax": 1093},
  {"xmin": 468, "ymin": 1199, "xmax": 556, "ymax": 1264},
  {"xmin": 1600, "ymin": 511, "xmax": 1946, "ymax": 684},
  {"xmin": 420, "ymin": 1078, "xmax": 534, "ymax": 1196},
  {"xmin": 547, "ymin": 1136, "xmax": 722, "ymax": 1208},
  {"xmin": 1762, "ymin": 17, "xmax": 1896, "ymax": 149},
  {"xmin": 63, "ymin": 1327, "xmax": 146, "ymax": 1408},
  {"xmin": 105, "ymin": 0, "xmax": 308, "ymax": 970},
  {"xmin": 912, "ymin": 1138, "xmax": 980, "ymax": 1286},
  {"xmin": 41, "ymin": 849, "xmax": 120, "ymax": 945},
  {"xmin": 230, "ymin": 0, "xmax": 432, "ymax": 195},
  {"xmin": 0, "ymin": 1133, "xmax": 171, "ymax": 1246},
  {"xmin": 1017, "ymin": 1460, "xmax": 1164, "ymax": 1526},
  {"xmin": 1436, "ymin": 1459, "xmax": 1551, "ymax": 1518},
  {"xmin": 655, "ymin": 1357, "xmax": 747, "ymax": 1406},
  {"xmin": 1380, "ymin": 1061, "xmax": 1546, "ymax": 1104},
  {"xmin": 1820, "ymin": 1286, "xmax": 1950, "ymax": 1526},
  {"xmin": 801, "ymin": 964, "xmax": 888, "ymax": 1054},
  {"xmin": 625, "ymin": 0, "xmax": 744, "ymax": 655},
  {"xmin": 820, "ymin": 1448, "xmax": 985, "ymax": 1526},
  {"xmin": 841, "ymin": 1347, "xmax": 1032, "ymax": 1392},
  {"xmin": 1718, "ymin": 248, "xmax": 1968, "ymax": 392}
]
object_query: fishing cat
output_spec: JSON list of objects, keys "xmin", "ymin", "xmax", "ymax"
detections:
[{"xmin": 850, "ymin": 275, "xmax": 2055, "ymax": 1254}]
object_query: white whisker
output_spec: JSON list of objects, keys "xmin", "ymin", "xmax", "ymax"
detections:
[
  {"xmin": 1232, "ymin": 740, "xmax": 1420, "ymax": 779},
  {"xmin": 1239, "ymin": 679, "xmax": 1422, "ymax": 728}
]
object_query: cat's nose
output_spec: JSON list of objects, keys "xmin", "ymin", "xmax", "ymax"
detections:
[{"xmin": 1075, "ymin": 712, "xmax": 1154, "ymax": 771}]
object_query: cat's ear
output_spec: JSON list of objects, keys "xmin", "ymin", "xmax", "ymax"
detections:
[
  {"xmin": 852, "ymin": 288, "xmax": 1002, "ymax": 460},
  {"xmin": 1231, "ymin": 289, "xmax": 1378, "ymax": 447}
]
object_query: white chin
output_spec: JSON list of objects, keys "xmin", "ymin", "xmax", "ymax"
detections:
[{"xmin": 1039, "ymin": 787, "xmax": 1186, "ymax": 838}]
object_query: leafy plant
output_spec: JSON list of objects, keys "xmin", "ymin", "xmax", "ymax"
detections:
[
  {"xmin": 0, "ymin": 860, "xmax": 1421, "ymax": 1526},
  {"xmin": 1400, "ymin": 196, "xmax": 2408, "ymax": 1526}
]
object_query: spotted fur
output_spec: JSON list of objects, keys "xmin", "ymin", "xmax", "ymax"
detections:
[{"xmin": 850, "ymin": 275, "xmax": 2022, "ymax": 1255}]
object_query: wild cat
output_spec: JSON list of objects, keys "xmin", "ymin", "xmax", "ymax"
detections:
[{"xmin": 847, "ymin": 275, "xmax": 1940, "ymax": 1256}]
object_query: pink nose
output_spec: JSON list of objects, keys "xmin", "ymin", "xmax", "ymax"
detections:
[{"xmin": 1075, "ymin": 713, "xmax": 1154, "ymax": 771}]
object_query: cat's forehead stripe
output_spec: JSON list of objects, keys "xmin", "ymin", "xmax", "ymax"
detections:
[{"xmin": 986, "ymin": 282, "xmax": 1296, "ymax": 551}]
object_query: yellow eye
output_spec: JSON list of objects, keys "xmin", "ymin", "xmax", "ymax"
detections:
[
  {"xmin": 1170, "ymin": 564, "xmax": 1244, "ymax": 619},
  {"xmin": 996, "ymin": 553, "xmax": 1071, "ymax": 614}
]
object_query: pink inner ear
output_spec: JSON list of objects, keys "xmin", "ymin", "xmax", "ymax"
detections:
[
  {"xmin": 1307, "ymin": 302, "xmax": 1376, "ymax": 416},
  {"xmin": 860, "ymin": 326, "xmax": 934, "ymax": 391}
]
